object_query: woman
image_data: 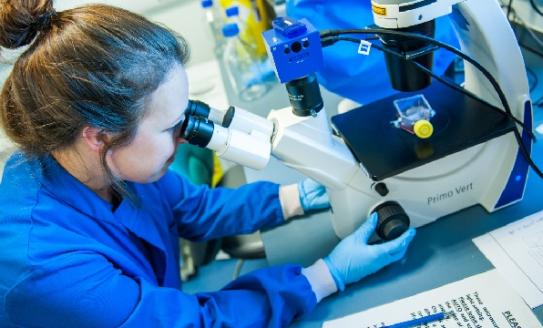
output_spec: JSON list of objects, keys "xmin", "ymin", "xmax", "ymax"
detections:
[{"xmin": 0, "ymin": 1, "xmax": 416, "ymax": 327}]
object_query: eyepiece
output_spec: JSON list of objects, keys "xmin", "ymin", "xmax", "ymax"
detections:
[
  {"xmin": 186, "ymin": 100, "xmax": 211, "ymax": 119},
  {"xmin": 180, "ymin": 113, "xmax": 272, "ymax": 170},
  {"xmin": 181, "ymin": 115, "xmax": 215, "ymax": 147}
]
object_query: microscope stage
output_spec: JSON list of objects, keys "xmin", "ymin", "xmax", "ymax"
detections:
[{"xmin": 331, "ymin": 81, "xmax": 516, "ymax": 181}]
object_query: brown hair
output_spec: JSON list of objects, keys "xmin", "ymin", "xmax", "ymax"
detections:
[{"xmin": 0, "ymin": 0, "xmax": 189, "ymax": 199}]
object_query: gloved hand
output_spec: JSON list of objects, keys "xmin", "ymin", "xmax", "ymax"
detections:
[
  {"xmin": 298, "ymin": 178, "xmax": 330, "ymax": 212},
  {"xmin": 324, "ymin": 213, "xmax": 416, "ymax": 291}
]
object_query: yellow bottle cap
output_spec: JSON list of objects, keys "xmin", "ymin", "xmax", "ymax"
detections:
[{"xmin": 413, "ymin": 120, "xmax": 433, "ymax": 139}]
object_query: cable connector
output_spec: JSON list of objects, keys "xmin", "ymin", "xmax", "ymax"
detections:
[{"xmin": 357, "ymin": 40, "xmax": 372, "ymax": 55}]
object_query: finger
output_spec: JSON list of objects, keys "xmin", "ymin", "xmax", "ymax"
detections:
[
  {"xmin": 377, "ymin": 228, "xmax": 416, "ymax": 259},
  {"xmin": 300, "ymin": 178, "xmax": 314, "ymax": 196},
  {"xmin": 305, "ymin": 178, "xmax": 319, "ymax": 190},
  {"xmin": 315, "ymin": 194, "xmax": 330, "ymax": 207},
  {"xmin": 299, "ymin": 179, "xmax": 308, "ymax": 199},
  {"xmin": 315, "ymin": 185, "xmax": 327, "ymax": 197},
  {"xmin": 353, "ymin": 212, "xmax": 379, "ymax": 243}
]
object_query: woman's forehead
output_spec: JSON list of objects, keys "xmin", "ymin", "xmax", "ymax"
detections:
[{"xmin": 144, "ymin": 64, "xmax": 189, "ymax": 123}]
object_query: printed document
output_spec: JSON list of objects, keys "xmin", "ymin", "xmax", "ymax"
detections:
[
  {"xmin": 323, "ymin": 270, "xmax": 542, "ymax": 328},
  {"xmin": 473, "ymin": 210, "xmax": 543, "ymax": 308}
]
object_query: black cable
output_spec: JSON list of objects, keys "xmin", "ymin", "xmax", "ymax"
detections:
[
  {"xmin": 355, "ymin": 37, "xmax": 543, "ymax": 178},
  {"xmin": 321, "ymin": 29, "xmax": 533, "ymax": 136},
  {"xmin": 508, "ymin": 9, "xmax": 543, "ymax": 58},
  {"xmin": 321, "ymin": 29, "xmax": 543, "ymax": 178},
  {"xmin": 330, "ymin": 36, "xmax": 529, "ymax": 128},
  {"xmin": 530, "ymin": 0, "xmax": 543, "ymax": 16},
  {"xmin": 518, "ymin": 40, "xmax": 543, "ymax": 58},
  {"xmin": 508, "ymin": 0, "xmax": 515, "ymax": 20},
  {"xmin": 505, "ymin": 8, "xmax": 543, "ymax": 108},
  {"xmin": 330, "ymin": 36, "xmax": 532, "ymax": 131},
  {"xmin": 408, "ymin": 65, "xmax": 543, "ymax": 182}
]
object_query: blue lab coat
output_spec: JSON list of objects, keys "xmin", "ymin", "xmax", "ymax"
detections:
[
  {"xmin": 287, "ymin": 0, "xmax": 458, "ymax": 105},
  {"xmin": 0, "ymin": 153, "xmax": 316, "ymax": 327}
]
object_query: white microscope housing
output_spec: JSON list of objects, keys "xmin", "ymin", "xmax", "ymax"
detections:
[{"xmin": 185, "ymin": 0, "xmax": 532, "ymax": 264}]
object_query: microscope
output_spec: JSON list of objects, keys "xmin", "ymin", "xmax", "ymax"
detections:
[{"xmin": 181, "ymin": 0, "xmax": 533, "ymax": 265}]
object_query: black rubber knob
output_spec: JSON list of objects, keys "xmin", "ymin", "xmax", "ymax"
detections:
[
  {"xmin": 374, "ymin": 201, "xmax": 410, "ymax": 241},
  {"xmin": 374, "ymin": 182, "xmax": 389, "ymax": 197}
]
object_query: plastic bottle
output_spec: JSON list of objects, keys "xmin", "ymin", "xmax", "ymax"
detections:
[
  {"xmin": 225, "ymin": 5, "xmax": 242, "ymax": 27},
  {"xmin": 222, "ymin": 23, "xmax": 270, "ymax": 102},
  {"xmin": 201, "ymin": 0, "xmax": 225, "ymax": 54},
  {"xmin": 225, "ymin": 5, "xmax": 277, "ymax": 86},
  {"xmin": 225, "ymin": 5, "xmax": 257, "ymax": 55},
  {"xmin": 218, "ymin": 0, "xmax": 274, "ymax": 58}
]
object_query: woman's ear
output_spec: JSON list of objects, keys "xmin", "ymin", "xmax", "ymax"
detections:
[{"xmin": 81, "ymin": 126, "xmax": 109, "ymax": 152}]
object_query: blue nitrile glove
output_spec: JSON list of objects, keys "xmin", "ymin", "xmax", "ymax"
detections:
[
  {"xmin": 324, "ymin": 213, "xmax": 416, "ymax": 291},
  {"xmin": 298, "ymin": 178, "xmax": 330, "ymax": 212}
]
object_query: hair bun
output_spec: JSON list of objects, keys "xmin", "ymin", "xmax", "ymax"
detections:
[
  {"xmin": 0, "ymin": 1, "xmax": 56, "ymax": 49},
  {"xmin": 31, "ymin": 9, "xmax": 56, "ymax": 31}
]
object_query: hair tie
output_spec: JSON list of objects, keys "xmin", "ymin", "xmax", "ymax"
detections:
[{"xmin": 32, "ymin": 9, "xmax": 57, "ymax": 32}]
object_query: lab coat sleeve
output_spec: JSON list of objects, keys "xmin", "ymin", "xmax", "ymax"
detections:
[
  {"xmin": 159, "ymin": 171, "xmax": 285, "ymax": 241},
  {"xmin": 5, "ymin": 252, "xmax": 317, "ymax": 327}
]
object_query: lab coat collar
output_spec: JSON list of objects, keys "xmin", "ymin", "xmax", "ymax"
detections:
[
  {"xmin": 41, "ymin": 154, "xmax": 168, "ymax": 258},
  {"xmin": 115, "ymin": 199, "xmax": 168, "ymax": 254},
  {"xmin": 41, "ymin": 154, "xmax": 117, "ymax": 223}
]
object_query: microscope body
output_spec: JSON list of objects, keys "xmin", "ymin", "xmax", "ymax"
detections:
[
  {"xmin": 184, "ymin": 0, "xmax": 532, "ymax": 264},
  {"xmin": 262, "ymin": 0, "xmax": 532, "ymax": 261}
]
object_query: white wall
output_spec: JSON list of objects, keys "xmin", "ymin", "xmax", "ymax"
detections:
[
  {"xmin": 53, "ymin": 0, "xmax": 216, "ymax": 65},
  {"xmin": 145, "ymin": 0, "xmax": 216, "ymax": 65}
]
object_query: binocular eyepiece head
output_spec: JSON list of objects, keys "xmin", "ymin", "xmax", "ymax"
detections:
[{"xmin": 179, "ymin": 114, "xmax": 215, "ymax": 147}]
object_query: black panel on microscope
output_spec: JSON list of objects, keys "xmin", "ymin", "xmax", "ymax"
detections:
[{"xmin": 331, "ymin": 81, "xmax": 516, "ymax": 181}]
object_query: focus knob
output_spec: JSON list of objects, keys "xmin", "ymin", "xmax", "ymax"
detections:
[{"xmin": 374, "ymin": 201, "xmax": 410, "ymax": 241}]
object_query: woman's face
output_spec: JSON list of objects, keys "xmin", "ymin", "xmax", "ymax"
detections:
[{"xmin": 106, "ymin": 63, "xmax": 188, "ymax": 183}]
